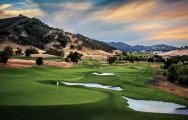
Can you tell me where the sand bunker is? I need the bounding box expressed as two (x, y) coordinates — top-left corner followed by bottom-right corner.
(59, 81), (123, 91)
(123, 96), (188, 115)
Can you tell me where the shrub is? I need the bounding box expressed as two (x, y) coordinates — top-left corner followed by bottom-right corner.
(15, 47), (23, 55)
(122, 51), (127, 56)
(25, 49), (31, 57)
(0, 51), (9, 64)
(45, 48), (64, 57)
(107, 56), (117, 64)
(3, 46), (14, 57)
(65, 51), (83, 63)
(36, 57), (43, 65)
(70, 45), (75, 49)
(148, 57), (154, 62)
(176, 66), (188, 85)
(25, 47), (39, 57)
(166, 63), (188, 86)
(163, 57), (181, 69)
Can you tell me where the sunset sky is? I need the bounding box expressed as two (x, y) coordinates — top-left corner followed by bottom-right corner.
(0, 0), (188, 47)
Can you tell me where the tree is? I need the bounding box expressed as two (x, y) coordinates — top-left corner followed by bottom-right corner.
(45, 48), (64, 57)
(122, 51), (127, 56)
(15, 47), (23, 55)
(0, 51), (9, 64)
(3, 46), (14, 57)
(166, 63), (188, 85)
(148, 57), (154, 62)
(25, 49), (31, 57)
(70, 45), (75, 49)
(25, 47), (39, 57)
(107, 56), (117, 64)
(36, 57), (43, 65)
(65, 51), (83, 64)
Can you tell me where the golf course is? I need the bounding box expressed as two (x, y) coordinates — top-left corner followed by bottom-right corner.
(0, 61), (188, 120)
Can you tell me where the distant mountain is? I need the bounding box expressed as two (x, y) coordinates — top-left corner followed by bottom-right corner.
(132, 45), (147, 51)
(147, 44), (177, 52)
(107, 42), (134, 51)
(0, 15), (115, 52)
(108, 42), (177, 52)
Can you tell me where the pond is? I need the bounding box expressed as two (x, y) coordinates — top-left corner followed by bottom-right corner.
(123, 96), (188, 115)
(59, 81), (123, 91)
(92, 72), (115, 76)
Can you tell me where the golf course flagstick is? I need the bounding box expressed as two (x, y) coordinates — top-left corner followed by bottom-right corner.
(56, 81), (59, 97)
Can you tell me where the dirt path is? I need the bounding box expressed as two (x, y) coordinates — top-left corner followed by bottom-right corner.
(150, 75), (188, 99)
(0, 59), (73, 68)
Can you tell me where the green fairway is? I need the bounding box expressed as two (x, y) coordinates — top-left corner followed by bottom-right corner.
(0, 62), (188, 120)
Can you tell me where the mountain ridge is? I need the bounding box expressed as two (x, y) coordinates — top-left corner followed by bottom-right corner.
(107, 42), (178, 52)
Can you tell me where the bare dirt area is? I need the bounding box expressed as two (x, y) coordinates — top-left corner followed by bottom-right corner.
(0, 40), (45, 54)
(0, 59), (73, 69)
(151, 75), (188, 99)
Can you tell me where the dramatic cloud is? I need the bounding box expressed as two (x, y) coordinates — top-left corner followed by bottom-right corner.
(0, 0), (188, 47)
(88, 0), (158, 23)
(0, 4), (12, 10)
(146, 25), (188, 41)
(0, 9), (45, 18)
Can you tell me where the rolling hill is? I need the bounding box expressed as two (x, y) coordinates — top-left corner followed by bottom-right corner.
(0, 15), (115, 54)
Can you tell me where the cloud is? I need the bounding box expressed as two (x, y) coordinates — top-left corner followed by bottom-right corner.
(0, 9), (45, 18)
(62, 2), (92, 10)
(87, 1), (158, 23)
(127, 23), (167, 31)
(144, 25), (188, 41)
(0, 4), (12, 10)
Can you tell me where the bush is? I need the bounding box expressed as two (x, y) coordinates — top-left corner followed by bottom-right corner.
(3, 46), (14, 57)
(176, 66), (188, 85)
(45, 48), (64, 57)
(166, 63), (188, 85)
(122, 51), (127, 56)
(25, 47), (39, 57)
(65, 51), (83, 63)
(107, 56), (117, 64)
(70, 45), (75, 49)
(0, 51), (9, 64)
(148, 57), (154, 62)
(15, 47), (23, 55)
(163, 57), (182, 69)
(36, 57), (43, 65)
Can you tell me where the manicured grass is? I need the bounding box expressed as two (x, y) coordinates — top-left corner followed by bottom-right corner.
(0, 62), (188, 120)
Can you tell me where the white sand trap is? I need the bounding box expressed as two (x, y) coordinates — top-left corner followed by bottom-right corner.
(123, 96), (188, 115)
(92, 72), (115, 76)
(60, 82), (123, 91)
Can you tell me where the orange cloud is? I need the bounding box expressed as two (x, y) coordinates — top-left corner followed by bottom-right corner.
(127, 23), (167, 31)
(0, 4), (12, 10)
(0, 9), (45, 18)
(89, 1), (158, 23)
(145, 25), (188, 41)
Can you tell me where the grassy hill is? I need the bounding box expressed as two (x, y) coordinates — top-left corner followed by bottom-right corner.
(0, 15), (115, 53)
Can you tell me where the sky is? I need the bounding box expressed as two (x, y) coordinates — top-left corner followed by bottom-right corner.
(0, 0), (188, 47)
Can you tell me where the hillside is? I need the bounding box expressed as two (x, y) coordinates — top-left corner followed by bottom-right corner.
(159, 49), (188, 56)
(107, 42), (133, 51)
(0, 15), (115, 55)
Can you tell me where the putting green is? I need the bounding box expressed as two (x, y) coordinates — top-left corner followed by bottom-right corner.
(0, 81), (106, 105)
